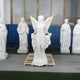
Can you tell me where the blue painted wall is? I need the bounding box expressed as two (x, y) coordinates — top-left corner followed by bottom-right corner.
(6, 25), (74, 49)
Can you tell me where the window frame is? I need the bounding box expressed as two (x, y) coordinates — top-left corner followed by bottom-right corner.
(10, 0), (79, 26)
(64, 0), (79, 26)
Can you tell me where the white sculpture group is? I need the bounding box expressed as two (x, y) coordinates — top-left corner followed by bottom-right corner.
(0, 18), (8, 60)
(0, 14), (80, 64)
(60, 19), (80, 54)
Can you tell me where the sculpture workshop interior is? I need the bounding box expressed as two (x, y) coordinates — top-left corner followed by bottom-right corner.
(0, 0), (80, 80)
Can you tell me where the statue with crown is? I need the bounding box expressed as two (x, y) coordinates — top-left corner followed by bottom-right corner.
(30, 15), (53, 66)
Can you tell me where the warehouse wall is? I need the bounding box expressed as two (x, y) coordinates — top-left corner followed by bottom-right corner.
(3, 0), (80, 24)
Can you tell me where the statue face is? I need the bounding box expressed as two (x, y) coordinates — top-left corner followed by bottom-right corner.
(38, 15), (44, 22)
(77, 19), (80, 24)
(64, 19), (68, 24)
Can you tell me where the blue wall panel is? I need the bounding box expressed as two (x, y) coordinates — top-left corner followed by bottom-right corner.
(48, 26), (60, 48)
(70, 26), (74, 48)
(6, 25), (74, 49)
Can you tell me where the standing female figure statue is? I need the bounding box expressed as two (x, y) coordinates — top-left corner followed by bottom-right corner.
(60, 19), (71, 53)
(30, 15), (53, 66)
(0, 18), (8, 60)
(17, 17), (29, 53)
(72, 19), (80, 53)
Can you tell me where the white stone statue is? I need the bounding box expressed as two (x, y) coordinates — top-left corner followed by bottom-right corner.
(72, 19), (80, 53)
(0, 18), (8, 60)
(30, 15), (53, 66)
(60, 19), (71, 53)
(17, 17), (29, 53)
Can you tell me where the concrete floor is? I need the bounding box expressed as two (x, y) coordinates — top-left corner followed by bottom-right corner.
(0, 54), (80, 73)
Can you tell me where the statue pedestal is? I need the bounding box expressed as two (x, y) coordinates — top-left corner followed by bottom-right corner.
(17, 49), (28, 53)
(0, 52), (8, 60)
(61, 47), (70, 53)
(72, 48), (80, 54)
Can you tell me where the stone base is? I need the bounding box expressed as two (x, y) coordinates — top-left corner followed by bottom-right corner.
(72, 48), (80, 54)
(0, 52), (8, 61)
(17, 49), (28, 53)
(61, 47), (70, 53)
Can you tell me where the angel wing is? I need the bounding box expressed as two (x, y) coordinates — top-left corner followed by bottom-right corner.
(44, 16), (53, 33)
(30, 16), (37, 31)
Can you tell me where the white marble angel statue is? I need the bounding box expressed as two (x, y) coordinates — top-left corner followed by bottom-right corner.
(72, 19), (80, 53)
(30, 15), (53, 66)
(17, 17), (29, 53)
(60, 19), (71, 53)
(0, 18), (8, 60)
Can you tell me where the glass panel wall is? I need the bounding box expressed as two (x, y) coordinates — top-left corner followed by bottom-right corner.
(52, 0), (64, 25)
(12, 0), (24, 24)
(25, 0), (37, 24)
(39, 0), (50, 18)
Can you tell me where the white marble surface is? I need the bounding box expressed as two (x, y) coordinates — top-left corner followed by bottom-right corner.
(60, 19), (71, 53)
(0, 18), (8, 60)
(72, 19), (80, 53)
(17, 17), (29, 53)
(31, 15), (53, 66)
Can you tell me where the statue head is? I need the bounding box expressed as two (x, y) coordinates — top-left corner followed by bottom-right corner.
(0, 18), (3, 24)
(64, 19), (68, 24)
(38, 15), (44, 22)
(20, 17), (25, 23)
(77, 19), (80, 24)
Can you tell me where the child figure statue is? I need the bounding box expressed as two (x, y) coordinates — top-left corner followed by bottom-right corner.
(60, 19), (71, 53)
(17, 17), (29, 53)
(72, 19), (80, 53)
(30, 15), (53, 66)
(0, 18), (8, 60)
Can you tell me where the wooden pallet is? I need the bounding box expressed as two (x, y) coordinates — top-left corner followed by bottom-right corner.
(24, 53), (55, 67)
